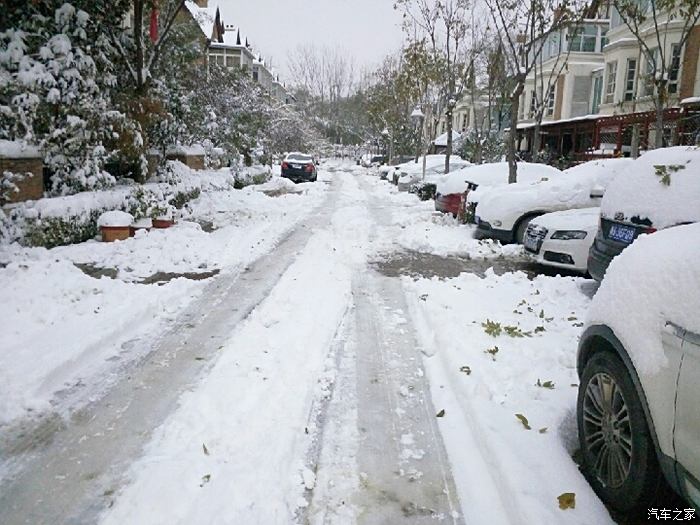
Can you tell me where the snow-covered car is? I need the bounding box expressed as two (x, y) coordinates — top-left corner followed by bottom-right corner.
(435, 162), (563, 217)
(396, 155), (470, 192)
(523, 207), (599, 273)
(588, 146), (700, 281)
(474, 158), (633, 244)
(281, 152), (317, 183)
(577, 222), (700, 517)
(360, 154), (385, 168)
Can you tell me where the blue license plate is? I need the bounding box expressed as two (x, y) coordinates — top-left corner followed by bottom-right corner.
(608, 223), (635, 244)
(524, 235), (539, 253)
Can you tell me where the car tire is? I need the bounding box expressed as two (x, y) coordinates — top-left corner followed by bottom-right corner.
(514, 215), (537, 244)
(577, 351), (668, 517)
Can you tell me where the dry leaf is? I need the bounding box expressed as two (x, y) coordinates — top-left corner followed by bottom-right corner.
(515, 413), (531, 430)
(558, 492), (576, 510)
(436, 409), (446, 418)
(202, 443), (209, 456)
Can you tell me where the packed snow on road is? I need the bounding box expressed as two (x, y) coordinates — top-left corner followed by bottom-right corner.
(2, 162), (615, 524)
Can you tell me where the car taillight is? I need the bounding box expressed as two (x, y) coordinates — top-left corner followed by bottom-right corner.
(281, 162), (289, 170)
(304, 164), (314, 173)
(642, 227), (657, 234)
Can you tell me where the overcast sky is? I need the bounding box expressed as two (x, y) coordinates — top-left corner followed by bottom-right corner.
(216, 0), (405, 81)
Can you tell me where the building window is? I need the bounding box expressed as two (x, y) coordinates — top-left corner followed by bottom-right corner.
(252, 69), (259, 82)
(643, 47), (658, 97)
(214, 55), (224, 66)
(605, 61), (617, 103)
(624, 59), (637, 101)
(592, 73), (603, 113)
(529, 90), (537, 118)
(669, 43), (682, 94)
(568, 25), (597, 53)
(546, 86), (555, 116)
(600, 28), (608, 50)
(462, 113), (468, 130)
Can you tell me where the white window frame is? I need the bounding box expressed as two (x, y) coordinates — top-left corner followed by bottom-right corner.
(624, 58), (637, 102)
(605, 61), (617, 104)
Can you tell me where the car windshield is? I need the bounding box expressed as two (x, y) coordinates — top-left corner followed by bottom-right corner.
(287, 154), (312, 162)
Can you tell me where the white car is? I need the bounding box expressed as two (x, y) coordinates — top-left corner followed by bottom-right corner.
(396, 155), (470, 192)
(435, 161), (563, 217)
(578, 222), (700, 517)
(523, 207), (599, 273)
(473, 158), (633, 243)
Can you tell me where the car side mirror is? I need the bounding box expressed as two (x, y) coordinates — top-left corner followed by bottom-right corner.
(590, 185), (605, 199)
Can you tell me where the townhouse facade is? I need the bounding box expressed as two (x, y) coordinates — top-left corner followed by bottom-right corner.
(182, 0), (292, 104)
(515, 1), (700, 161)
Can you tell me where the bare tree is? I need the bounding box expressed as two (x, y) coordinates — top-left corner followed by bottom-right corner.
(106, 0), (187, 95)
(484, 0), (587, 182)
(612, 0), (700, 148)
(396, 0), (472, 174)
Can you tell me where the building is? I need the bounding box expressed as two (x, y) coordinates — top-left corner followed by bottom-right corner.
(182, 0), (292, 103)
(514, 1), (700, 161)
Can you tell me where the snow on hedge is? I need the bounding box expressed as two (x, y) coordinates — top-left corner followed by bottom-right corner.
(586, 223), (700, 376)
(438, 162), (563, 196)
(0, 140), (41, 158)
(600, 146), (700, 229)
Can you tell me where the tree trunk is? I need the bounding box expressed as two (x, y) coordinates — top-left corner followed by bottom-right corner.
(445, 108), (453, 174)
(631, 124), (640, 158)
(531, 121), (542, 163)
(654, 82), (667, 149)
(507, 84), (524, 184)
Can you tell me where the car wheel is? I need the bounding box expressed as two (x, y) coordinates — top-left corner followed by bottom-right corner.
(515, 216), (537, 244)
(577, 351), (666, 516)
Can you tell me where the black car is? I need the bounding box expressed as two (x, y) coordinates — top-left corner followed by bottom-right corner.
(281, 153), (317, 183)
(588, 216), (655, 280)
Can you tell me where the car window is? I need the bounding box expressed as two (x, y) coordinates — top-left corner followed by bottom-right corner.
(287, 154), (312, 162)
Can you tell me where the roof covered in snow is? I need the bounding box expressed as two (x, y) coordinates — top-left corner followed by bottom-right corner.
(433, 131), (462, 147)
(184, 1), (218, 39)
(0, 140), (41, 159)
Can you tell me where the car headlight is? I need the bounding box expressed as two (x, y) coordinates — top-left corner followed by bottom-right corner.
(551, 230), (588, 240)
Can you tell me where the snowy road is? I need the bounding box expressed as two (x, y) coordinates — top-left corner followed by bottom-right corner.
(1, 163), (613, 524)
(0, 165), (463, 524)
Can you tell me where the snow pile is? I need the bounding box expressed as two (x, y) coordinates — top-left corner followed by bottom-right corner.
(600, 146), (700, 229)
(586, 223), (700, 376)
(405, 270), (613, 524)
(474, 158), (633, 223)
(253, 176), (302, 195)
(97, 210), (133, 227)
(438, 162), (563, 196)
(166, 144), (205, 156)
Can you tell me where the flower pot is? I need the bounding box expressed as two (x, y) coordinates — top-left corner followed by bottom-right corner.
(152, 218), (175, 229)
(101, 225), (131, 242)
(130, 218), (153, 236)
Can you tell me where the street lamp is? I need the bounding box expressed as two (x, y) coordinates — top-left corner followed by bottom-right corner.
(410, 106), (425, 165)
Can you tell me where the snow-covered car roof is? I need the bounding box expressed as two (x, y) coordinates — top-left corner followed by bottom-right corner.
(473, 158), (632, 221)
(437, 162), (562, 196)
(600, 146), (700, 229)
(399, 155), (470, 176)
(530, 207), (600, 231)
(586, 222), (700, 377)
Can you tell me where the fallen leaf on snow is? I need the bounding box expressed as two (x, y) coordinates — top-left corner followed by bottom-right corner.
(515, 413), (531, 430)
(557, 492), (576, 510)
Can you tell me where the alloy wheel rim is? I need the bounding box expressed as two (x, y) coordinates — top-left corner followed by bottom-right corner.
(582, 372), (633, 488)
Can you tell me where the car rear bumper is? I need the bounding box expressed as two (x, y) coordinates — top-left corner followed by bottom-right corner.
(475, 220), (514, 243)
(282, 172), (315, 183)
(587, 235), (625, 281)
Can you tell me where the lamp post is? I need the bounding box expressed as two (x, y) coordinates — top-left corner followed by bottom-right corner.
(410, 106), (425, 165)
(381, 127), (392, 164)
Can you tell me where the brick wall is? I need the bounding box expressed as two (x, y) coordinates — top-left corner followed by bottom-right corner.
(0, 157), (44, 203)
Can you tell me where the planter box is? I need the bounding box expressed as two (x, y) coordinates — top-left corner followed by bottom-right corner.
(152, 218), (175, 229)
(101, 225), (130, 242)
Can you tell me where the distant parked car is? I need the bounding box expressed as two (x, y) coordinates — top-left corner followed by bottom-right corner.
(396, 155), (470, 192)
(523, 207), (599, 273)
(435, 162), (562, 218)
(588, 146), (700, 281)
(474, 158), (633, 244)
(281, 152), (317, 183)
(577, 222), (700, 517)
